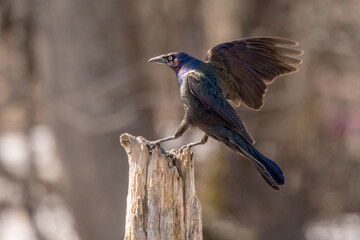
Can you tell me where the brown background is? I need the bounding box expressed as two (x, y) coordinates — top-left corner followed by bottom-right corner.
(0, 0), (359, 239)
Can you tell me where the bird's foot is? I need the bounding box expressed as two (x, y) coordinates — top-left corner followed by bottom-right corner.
(144, 140), (161, 150)
(179, 144), (192, 153)
(144, 136), (176, 150)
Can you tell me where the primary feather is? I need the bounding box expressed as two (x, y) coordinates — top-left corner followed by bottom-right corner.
(205, 37), (303, 110)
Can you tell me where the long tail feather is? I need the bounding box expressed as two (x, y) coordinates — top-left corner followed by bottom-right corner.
(222, 130), (285, 190)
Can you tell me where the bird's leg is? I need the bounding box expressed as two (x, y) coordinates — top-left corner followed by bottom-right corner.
(146, 119), (189, 148)
(147, 136), (176, 146)
(180, 134), (208, 152)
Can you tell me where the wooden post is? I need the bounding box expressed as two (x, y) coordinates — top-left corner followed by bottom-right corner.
(120, 133), (203, 240)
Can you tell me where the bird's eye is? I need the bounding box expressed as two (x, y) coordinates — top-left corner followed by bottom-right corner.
(167, 56), (173, 61)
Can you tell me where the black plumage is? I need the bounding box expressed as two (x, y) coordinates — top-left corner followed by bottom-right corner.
(147, 37), (303, 190)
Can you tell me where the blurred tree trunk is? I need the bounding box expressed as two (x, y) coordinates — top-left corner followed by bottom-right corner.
(0, 1), (41, 239)
(220, 1), (311, 240)
(34, 1), (155, 239)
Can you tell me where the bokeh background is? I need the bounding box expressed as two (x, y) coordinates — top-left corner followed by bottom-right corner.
(0, 0), (360, 239)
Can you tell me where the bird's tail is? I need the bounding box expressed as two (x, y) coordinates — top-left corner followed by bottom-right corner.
(221, 130), (285, 190)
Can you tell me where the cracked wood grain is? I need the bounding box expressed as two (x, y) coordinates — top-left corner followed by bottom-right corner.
(120, 133), (202, 240)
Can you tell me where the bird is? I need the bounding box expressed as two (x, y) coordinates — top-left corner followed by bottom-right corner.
(147, 37), (303, 190)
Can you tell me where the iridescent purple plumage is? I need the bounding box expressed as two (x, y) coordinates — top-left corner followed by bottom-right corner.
(147, 37), (303, 190)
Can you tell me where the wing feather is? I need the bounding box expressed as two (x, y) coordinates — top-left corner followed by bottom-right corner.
(205, 36), (303, 110)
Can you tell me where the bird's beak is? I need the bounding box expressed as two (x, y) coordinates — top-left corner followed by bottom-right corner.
(148, 55), (165, 64)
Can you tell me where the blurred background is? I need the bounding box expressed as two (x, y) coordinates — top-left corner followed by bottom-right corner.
(0, 0), (360, 239)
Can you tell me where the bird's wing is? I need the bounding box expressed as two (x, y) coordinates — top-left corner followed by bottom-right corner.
(205, 37), (303, 110)
(186, 71), (255, 144)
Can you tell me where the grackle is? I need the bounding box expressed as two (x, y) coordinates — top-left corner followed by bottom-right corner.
(147, 37), (303, 190)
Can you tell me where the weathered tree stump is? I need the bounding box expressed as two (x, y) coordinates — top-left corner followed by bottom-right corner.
(120, 133), (203, 240)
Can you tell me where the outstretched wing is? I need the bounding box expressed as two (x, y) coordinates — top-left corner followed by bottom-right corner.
(186, 71), (255, 144)
(205, 37), (303, 110)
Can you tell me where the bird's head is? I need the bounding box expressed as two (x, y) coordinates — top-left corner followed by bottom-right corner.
(148, 52), (191, 73)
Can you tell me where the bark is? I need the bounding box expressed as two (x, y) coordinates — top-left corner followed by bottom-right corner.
(120, 133), (203, 240)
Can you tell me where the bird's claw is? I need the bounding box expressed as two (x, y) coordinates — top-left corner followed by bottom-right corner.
(179, 144), (191, 153)
(145, 140), (161, 149)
